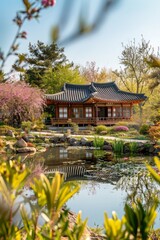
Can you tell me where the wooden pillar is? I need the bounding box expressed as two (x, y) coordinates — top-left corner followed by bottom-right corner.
(55, 104), (59, 118)
(83, 104), (85, 118)
(121, 104), (124, 118)
(68, 104), (71, 118)
(130, 103), (132, 118)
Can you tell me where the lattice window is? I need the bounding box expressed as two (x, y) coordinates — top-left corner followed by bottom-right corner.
(73, 108), (83, 118)
(59, 107), (68, 118)
(85, 107), (92, 118)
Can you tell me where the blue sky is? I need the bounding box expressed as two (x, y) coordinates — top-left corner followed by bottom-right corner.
(1, 0), (160, 72)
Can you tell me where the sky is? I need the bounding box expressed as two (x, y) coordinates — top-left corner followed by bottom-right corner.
(1, 0), (160, 73)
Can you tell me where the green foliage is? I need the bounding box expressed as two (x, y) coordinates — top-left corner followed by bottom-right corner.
(104, 212), (126, 240)
(124, 201), (157, 240)
(139, 124), (150, 135)
(21, 121), (33, 132)
(16, 41), (85, 92)
(93, 136), (104, 149)
(21, 118), (45, 132)
(0, 125), (16, 135)
(129, 142), (138, 154)
(0, 159), (87, 239)
(113, 140), (124, 155)
(147, 157), (160, 184)
(41, 65), (85, 94)
(95, 125), (108, 134)
(70, 122), (79, 134)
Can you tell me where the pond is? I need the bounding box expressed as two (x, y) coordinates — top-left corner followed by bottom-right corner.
(3, 146), (160, 228)
(67, 180), (160, 229)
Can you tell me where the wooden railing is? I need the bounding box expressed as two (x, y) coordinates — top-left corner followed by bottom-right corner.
(51, 117), (130, 125)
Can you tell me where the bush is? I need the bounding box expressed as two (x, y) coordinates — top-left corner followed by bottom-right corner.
(114, 126), (129, 132)
(115, 121), (140, 130)
(0, 125), (16, 135)
(95, 125), (108, 134)
(70, 122), (79, 134)
(149, 122), (160, 142)
(21, 121), (33, 132)
(139, 124), (150, 135)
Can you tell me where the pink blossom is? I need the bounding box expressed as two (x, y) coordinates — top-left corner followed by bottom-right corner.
(114, 126), (129, 132)
(41, 0), (56, 7)
(0, 82), (45, 125)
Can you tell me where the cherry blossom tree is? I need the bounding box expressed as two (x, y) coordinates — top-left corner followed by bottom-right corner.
(0, 82), (45, 126)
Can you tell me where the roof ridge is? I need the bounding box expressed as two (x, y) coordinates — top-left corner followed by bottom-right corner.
(118, 90), (146, 96)
(93, 81), (115, 86)
(65, 82), (90, 88)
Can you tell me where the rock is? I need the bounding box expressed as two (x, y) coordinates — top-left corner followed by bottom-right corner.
(50, 136), (59, 144)
(6, 130), (15, 138)
(14, 138), (27, 148)
(22, 134), (30, 142)
(59, 135), (67, 143)
(80, 137), (88, 146)
(16, 147), (36, 153)
(102, 145), (112, 151)
(67, 138), (77, 145)
(100, 131), (108, 135)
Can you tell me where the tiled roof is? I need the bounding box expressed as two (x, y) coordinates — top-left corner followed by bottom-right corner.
(46, 82), (147, 103)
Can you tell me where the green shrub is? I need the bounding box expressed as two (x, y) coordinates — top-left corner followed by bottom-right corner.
(95, 125), (108, 134)
(0, 159), (87, 239)
(21, 121), (33, 132)
(139, 124), (150, 135)
(93, 136), (104, 149)
(0, 125), (16, 135)
(32, 118), (45, 131)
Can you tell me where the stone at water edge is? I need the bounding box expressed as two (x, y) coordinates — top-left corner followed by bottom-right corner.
(14, 138), (28, 148)
(16, 147), (36, 153)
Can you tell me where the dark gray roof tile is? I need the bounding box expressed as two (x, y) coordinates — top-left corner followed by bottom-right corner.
(46, 82), (147, 103)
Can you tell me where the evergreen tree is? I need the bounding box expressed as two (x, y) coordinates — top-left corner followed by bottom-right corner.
(14, 41), (72, 88)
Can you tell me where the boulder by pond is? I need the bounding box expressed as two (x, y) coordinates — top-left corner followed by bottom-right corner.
(16, 147), (36, 153)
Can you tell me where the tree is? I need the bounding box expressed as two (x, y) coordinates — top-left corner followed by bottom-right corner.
(114, 38), (157, 122)
(41, 65), (85, 94)
(14, 41), (71, 86)
(80, 61), (116, 83)
(14, 41), (85, 92)
(0, 82), (45, 126)
(146, 55), (160, 90)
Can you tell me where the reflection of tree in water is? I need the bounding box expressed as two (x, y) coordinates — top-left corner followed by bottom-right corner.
(74, 180), (100, 196)
(116, 171), (160, 208)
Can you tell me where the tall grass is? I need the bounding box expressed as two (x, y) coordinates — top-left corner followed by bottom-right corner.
(113, 140), (124, 155)
(129, 142), (138, 155)
(93, 136), (104, 149)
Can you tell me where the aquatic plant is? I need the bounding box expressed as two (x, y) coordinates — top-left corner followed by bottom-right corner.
(113, 140), (124, 155)
(93, 136), (104, 149)
(129, 141), (138, 155)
